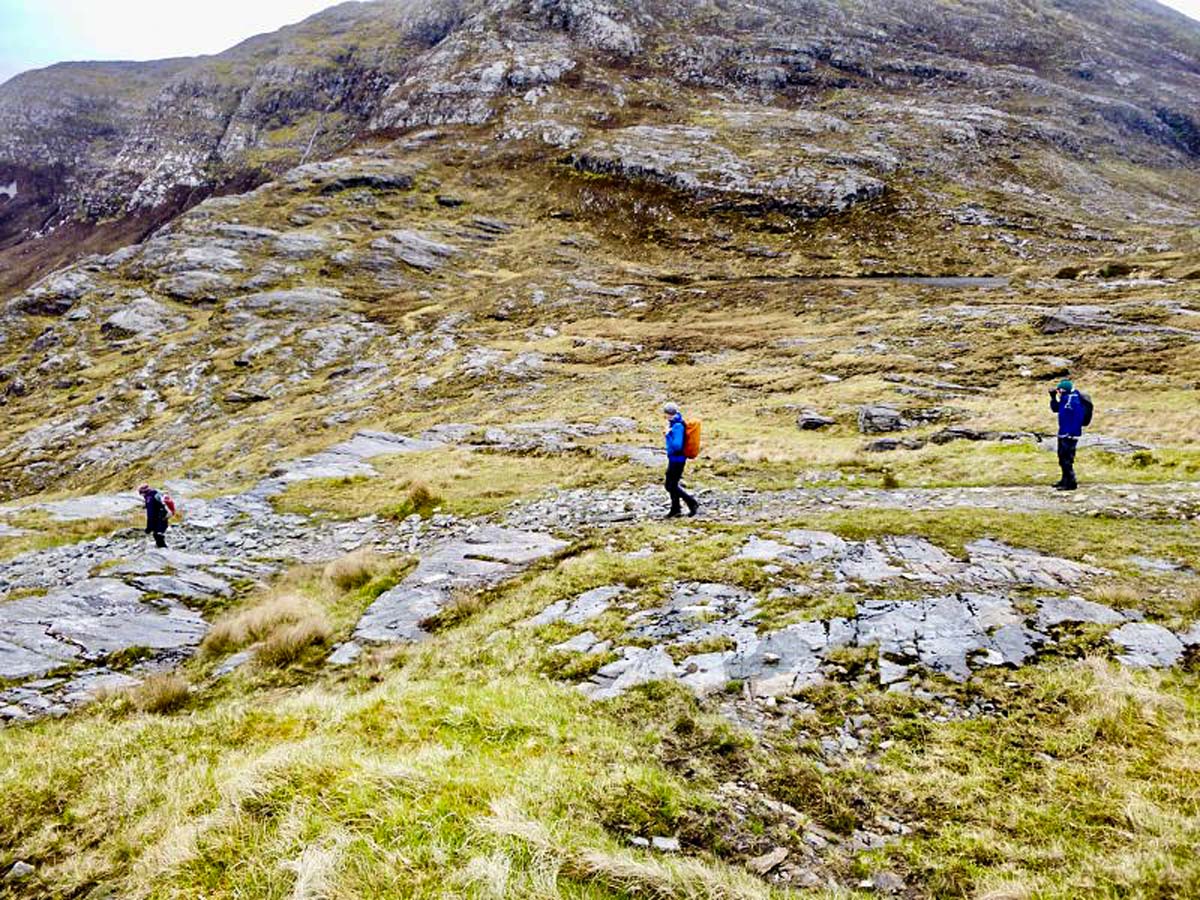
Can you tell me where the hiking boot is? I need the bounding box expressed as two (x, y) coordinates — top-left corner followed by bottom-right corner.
(1054, 483), (1078, 491)
(686, 499), (699, 517)
(665, 509), (683, 519)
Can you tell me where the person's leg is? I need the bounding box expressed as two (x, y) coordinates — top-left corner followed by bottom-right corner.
(1062, 437), (1077, 488)
(1057, 438), (1077, 489)
(154, 531), (167, 548)
(675, 462), (698, 515)
(665, 461), (684, 516)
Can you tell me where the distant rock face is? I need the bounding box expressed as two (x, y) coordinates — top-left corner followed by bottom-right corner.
(567, 125), (885, 217)
(2, 0), (1199, 293)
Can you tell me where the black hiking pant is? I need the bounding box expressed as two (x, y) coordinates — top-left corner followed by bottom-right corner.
(665, 460), (696, 514)
(152, 531), (167, 548)
(1057, 436), (1078, 488)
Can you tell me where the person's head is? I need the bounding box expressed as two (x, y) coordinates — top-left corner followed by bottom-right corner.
(662, 401), (681, 420)
(137, 484), (152, 497)
(1057, 379), (1074, 395)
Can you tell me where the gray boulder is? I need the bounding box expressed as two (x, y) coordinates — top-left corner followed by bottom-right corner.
(1109, 622), (1185, 668)
(155, 270), (234, 302)
(227, 288), (345, 317)
(10, 269), (95, 316)
(797, 409), (836, 430)
(858, 405), (909, 434)
(101, 297), (186, 339)
(273, 230), (331, 260)
(1038, 305), (1111, 334)
(370, 230), (458, 272)
(319, 171), (414, 194)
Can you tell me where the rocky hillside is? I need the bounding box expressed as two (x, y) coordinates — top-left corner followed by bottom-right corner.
(2, 0), (1200, 294)
(0, 2), (1199, 898)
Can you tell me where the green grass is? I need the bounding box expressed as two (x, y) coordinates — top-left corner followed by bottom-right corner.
(273, 449), (645, 521)
(2, 510), (1199, 898)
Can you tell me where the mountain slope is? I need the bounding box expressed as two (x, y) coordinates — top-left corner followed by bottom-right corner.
(0, 4), (1199, 898)
(1, 0), (1200, 296)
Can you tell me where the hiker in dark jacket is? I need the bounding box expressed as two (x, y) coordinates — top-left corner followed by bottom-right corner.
(139, 484), (170, 548)
(1049, 379), (1086, 491)
(662, 402), (698, 518)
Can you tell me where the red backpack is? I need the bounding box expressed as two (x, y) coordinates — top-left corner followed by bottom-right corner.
(162, 493), (177, 517)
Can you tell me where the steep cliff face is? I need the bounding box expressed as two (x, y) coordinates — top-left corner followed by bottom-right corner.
(1, 0), (1198, 297)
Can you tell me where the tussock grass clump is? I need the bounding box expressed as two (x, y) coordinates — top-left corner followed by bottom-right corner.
(323, 549), (386, 591)
(128, 673), (190, 714)
(254, 617), (333, 668)
(203, 594), (312, 656)
(385, 481), (443, 520)
(203, 593), (331, 668)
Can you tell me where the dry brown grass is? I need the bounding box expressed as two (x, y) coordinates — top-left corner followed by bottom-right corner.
(255, 618), (333, 668)
(1088, 582), (1146, 610)
(203, 594), (314, 656)
(481, 799), (773, 900)
(129, 673), (190, 714)
(203, 593), (331, 668)
(322, 549), (386, 592)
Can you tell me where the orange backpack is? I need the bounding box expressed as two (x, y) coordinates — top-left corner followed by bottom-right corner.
(683, 420), (702, 459)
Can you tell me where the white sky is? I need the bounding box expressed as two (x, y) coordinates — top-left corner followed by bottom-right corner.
(0, 0), (344, 84)
(1, 0), (1199, 86)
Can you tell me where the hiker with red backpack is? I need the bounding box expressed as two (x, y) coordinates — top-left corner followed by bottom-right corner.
(662, 402), (700, 518)
(138, 484), (175, 548)
(1048, 379), (1093, 491)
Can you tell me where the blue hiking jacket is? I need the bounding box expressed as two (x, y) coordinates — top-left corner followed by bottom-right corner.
(665, 413), (687, 463)
(1051, 390), (1086, 437)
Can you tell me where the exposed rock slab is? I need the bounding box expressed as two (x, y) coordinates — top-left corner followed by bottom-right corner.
(1109, 622), (1186, 668)
(528, 585), (627, 626)
(567, 125), (884, 218)
(370, 230), (459, 273)
(354, 526), (567, 644)
(0, 579), (206, 680)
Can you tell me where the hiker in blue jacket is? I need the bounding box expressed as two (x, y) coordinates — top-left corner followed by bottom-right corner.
(663, 402), (698, 518)
(1049, 379), (1086, 491)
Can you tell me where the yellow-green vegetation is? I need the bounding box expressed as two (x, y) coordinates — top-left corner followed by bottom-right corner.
(1, 31), (1199, 900)
(873, 662), (1200, 899)
(0, 542), (800, 900)
(0, 514), (136, 562)
(274, 449), (646, 521)
(200, 551), (409, 674)
(2, 517), (1198, 898)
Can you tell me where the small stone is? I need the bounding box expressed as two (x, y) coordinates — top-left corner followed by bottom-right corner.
(797, 410), (836, 430)
(872, 871), (906, 894)
(327, 641), (363, 666)
(213, 650), (255, 677)
(747, 846), (789, 875)
(651, 836), (680, 852)
(4, 861), (34, 882)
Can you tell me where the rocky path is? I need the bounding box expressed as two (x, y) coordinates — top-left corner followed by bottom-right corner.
(1, 424), (1197, 725)
(504, 480), (1200, 532)
(0, 431), (560, 723)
